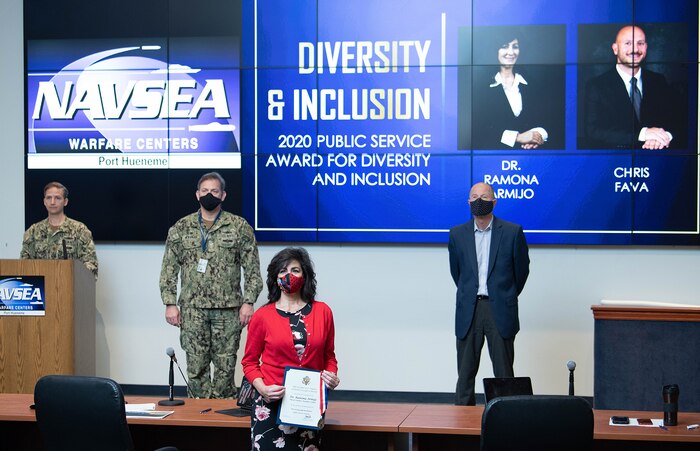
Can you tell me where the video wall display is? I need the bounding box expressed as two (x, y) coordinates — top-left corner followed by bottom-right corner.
(24, 0), (243, 240)
(25, 0), (699, 244)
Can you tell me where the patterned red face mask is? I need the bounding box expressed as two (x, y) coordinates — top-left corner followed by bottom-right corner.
(278, 273), (304, 294)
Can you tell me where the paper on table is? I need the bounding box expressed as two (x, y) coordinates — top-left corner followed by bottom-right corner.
(601, 299), (700, 308)
(126, 410), (174, 419)
(124, 403), (174, 419)
(125, 403), (156, 412)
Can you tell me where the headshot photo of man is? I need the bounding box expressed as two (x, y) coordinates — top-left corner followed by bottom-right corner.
(578, 23), (689, 150)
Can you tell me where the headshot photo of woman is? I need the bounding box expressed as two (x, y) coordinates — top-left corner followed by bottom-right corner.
(470, 26), (565, 150)
(242, 247), (339, 451)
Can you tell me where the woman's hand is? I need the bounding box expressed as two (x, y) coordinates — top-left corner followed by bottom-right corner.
(255, 382), (285, 403)
(321, 370), (340, 390)
(516, 130), (544, 149)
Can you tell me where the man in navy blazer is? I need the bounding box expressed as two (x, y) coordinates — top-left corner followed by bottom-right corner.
(448, 182), (530, 405)
(583, 25), (683, 150)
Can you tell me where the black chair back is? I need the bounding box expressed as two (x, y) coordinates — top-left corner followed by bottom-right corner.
(482, 377), (533, 404)
(35, 375), (135, 451)
(481, 395), (594, 451)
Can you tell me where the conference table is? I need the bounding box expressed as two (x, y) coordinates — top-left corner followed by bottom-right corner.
(1, 394), (699, 450)
(400, 404), (700, 450)
(0, 394), (410, 451)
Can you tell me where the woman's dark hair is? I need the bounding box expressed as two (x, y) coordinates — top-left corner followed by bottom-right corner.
(493, 34), (522, 66)
(473, 26), (524, 65)
(266, 247), (317, 303)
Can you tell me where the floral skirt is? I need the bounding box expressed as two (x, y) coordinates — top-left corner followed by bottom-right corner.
(251, 395), (323, 450)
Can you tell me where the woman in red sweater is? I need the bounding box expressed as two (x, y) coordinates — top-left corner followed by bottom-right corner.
(242, 247), (339, 451)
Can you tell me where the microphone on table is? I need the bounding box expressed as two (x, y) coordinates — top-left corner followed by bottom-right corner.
(166, 347), (194, 398)
(567, 360), (576, 396)
(158, 347), (186, 406)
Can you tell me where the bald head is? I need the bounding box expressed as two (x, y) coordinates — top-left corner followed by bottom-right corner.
(469, 182), (495, 200)
(612, 25), (647, 73)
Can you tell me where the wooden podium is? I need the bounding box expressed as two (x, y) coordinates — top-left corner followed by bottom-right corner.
(0, 259), (95, 393)
(592, 304), (700, 412)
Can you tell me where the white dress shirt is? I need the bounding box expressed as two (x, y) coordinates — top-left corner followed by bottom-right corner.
(490, 72), (548, 147)
(474, 218), (493, 296)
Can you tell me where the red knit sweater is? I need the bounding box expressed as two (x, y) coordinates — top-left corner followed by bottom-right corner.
(242, 301), (338, 386)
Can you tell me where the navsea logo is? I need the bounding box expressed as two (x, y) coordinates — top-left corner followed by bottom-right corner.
(0, 276), (46, 316)
(26, 38), (242, 169)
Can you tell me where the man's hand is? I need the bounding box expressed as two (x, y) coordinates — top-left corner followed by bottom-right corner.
(240, 303), (254, 326)
(642, 139), (669, 150)
(165, 305), (181, 327)
(643, 127), (671, 148)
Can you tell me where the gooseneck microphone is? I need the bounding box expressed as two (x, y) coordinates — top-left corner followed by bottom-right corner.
(166, 347), (194, 398)
(158, 347), (186, 406)
(567, 360), (576, 396)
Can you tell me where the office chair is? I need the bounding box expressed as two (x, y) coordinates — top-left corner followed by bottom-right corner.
(481, 395), (594, 451)
(34, 374), (178, 451)
(482, 376), (533, 404)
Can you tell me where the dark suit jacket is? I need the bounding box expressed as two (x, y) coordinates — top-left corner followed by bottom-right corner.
(583, 67), (683, 149)
(448, 216), (530, 340)
(472, 67), (565, 149)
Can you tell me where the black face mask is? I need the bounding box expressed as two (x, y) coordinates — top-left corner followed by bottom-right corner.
(470, 198), (494, 217)
(199, 193), (223, 211)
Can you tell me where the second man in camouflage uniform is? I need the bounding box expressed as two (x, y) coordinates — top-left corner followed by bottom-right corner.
(160, 172), (263, 399)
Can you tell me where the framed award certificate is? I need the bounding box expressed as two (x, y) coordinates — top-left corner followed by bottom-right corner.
(277, 367), (328, 430)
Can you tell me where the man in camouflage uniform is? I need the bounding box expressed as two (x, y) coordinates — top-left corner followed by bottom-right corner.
(21, 181), (98, 278)
(160, 172), (263, 399)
